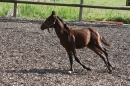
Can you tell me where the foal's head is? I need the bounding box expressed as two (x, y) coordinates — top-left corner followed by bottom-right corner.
(41, 11), (57, 30)
(41, 11), (64, 31)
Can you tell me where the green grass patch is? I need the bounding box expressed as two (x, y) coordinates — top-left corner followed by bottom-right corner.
(18, 4), (79, 20)
(0, 0), (130, 24)
(0, 3), (13, 16)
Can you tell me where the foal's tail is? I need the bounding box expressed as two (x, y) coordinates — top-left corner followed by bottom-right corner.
(101, 36), (113, 46)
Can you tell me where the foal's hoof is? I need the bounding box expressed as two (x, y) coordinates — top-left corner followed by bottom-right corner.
(111, 67), (116, 70)
(108, 70), (112, 74)
(87, 68), (91, 71)
(108, 66), (115, 74)
(83, 66), (91, 71)
(108, 68), (112, 74)
(84, 67), (91, 71)
(68, 71), (73, 74)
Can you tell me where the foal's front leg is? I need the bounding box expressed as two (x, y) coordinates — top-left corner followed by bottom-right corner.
(66, 50), (74, 74)
(72, 49), (91, 71)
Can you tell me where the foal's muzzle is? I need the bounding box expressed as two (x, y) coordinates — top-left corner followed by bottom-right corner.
(41, 23), (47, 30)
(41, 23), (53, 33)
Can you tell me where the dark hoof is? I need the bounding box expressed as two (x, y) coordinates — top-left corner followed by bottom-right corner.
(86, 67), (91, 71)
(111, 67), (116, 70)
(83, 65), (91, 71)
(108, 70), (112, 74)
(108, 68), (112, 74)
(108, 66), (116, 74)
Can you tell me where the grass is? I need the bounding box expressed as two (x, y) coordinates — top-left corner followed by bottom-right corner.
(0, 0), (130, 24)
(0, 3), (13, 16)
(18, 4), (79, 20)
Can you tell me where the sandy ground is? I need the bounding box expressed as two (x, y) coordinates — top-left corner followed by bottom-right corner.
(0, 18), (130, 86)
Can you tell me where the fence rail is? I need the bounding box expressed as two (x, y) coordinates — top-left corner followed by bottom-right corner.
(0, 0), (130, 21)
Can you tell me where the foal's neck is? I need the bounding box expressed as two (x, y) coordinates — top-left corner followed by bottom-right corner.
(53, 19), (66, 38)
(54, 19), (64, 32)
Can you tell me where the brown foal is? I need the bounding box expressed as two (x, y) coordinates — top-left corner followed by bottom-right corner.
(41, 11), (113, 73)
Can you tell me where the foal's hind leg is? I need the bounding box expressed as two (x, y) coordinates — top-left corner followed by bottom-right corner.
(94, 42), (113, 70)
(72, 49), (91, 71)
(98, 46), (112, 68)
(88, 45), (112, 73)
(102, 48), (112, 67)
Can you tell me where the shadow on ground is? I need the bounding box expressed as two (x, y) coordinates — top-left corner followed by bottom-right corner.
(5, 68), (68, 74)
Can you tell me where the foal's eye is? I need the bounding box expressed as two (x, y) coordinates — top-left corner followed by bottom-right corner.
(48, 19), (51, 21)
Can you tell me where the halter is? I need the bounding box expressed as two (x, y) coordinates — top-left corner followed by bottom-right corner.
(43, 16), (57, 33)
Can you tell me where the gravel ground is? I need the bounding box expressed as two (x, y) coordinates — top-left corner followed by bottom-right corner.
(0, 18), (130, 86)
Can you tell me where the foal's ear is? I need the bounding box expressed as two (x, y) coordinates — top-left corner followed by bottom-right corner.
(64, 24), (68, 28)
(52, 11), (56, 15)
(64, 24), (71, 30)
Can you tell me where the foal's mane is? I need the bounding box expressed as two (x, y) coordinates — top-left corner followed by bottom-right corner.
(57, 16), (64, 24)
(64, 24), (73, 35)
(57, 16), (73, 34)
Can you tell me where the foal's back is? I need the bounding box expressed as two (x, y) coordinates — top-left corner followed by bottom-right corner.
(64, 24), (101, 49)
(73, 28), (91, 49)
(64, 25), (92, 49)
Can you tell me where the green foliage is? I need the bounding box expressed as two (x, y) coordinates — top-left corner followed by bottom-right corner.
(0, 3), (13, 16)
(0, 0), (130, 24)
(18, 4), (79, 20)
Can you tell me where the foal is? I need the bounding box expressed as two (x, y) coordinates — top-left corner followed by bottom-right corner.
(41, 11), (113, 73)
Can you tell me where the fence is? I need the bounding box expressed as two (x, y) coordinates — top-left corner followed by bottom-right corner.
(126, 0), (130, 6)
(0, 0), (130, 21)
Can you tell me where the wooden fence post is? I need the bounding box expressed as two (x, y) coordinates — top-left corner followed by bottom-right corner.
(53, 0), (56, 3)
(79, 0), (83, 21)
(13, 2), (17, 17)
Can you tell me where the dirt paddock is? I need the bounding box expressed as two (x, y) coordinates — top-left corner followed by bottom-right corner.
(0, 18), (130, 86)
